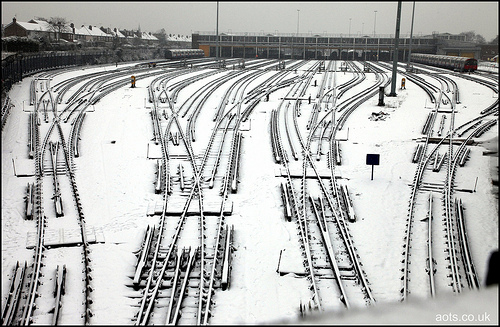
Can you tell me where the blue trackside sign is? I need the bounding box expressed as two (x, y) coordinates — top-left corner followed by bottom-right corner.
(366, 154), (380, 165)
(366, 154), (380, 180)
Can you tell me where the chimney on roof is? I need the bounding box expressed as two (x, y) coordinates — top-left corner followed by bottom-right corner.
(13, 17), (17, 23)
(89, 25), (92, 30)
(70, 23), (75, 34)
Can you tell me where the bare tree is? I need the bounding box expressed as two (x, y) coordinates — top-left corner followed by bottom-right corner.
(153, 28), (167, 47)
(460, 31), (486, 44)
(48, 17), (69, 42)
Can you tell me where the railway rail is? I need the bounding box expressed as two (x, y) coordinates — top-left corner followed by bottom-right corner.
(2, 58), (497, 325)
(130, 60), (272, 324)
(2, 59), (194, 325)
(376, 61), (495, 301)
(270, 60), (388, 314)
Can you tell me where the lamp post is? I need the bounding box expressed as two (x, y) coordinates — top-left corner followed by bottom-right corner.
(349, 18), (352, 60)
(407, 1), (416, 69)
(297, 9), (300, 35)
(216, 1), (219, 63)
(296, 9), (300, 59)
(389, 1), (402, 97)
(374, 10), (378, 60)
(362, 22), (365, 60)
(365, 36), (368, 62)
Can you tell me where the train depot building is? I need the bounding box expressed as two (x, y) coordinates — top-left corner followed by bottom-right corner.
(192, 31), (483, 61)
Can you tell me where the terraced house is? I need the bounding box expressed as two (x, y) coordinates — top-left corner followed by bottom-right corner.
(3, 17), (73, 42)
(3, 17), (158, 47)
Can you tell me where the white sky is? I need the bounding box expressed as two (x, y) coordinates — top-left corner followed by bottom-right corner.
(1, 1), (499, 41)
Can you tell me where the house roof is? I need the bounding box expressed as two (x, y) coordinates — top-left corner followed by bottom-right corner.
(141, 32), (158, 41)
(16, 21), (48, 32)
(6, 18), (72, 34)
(110, 29), (127, 38)
(28, 19), (73, 33)
(6, 17), (160, 42)
(166, 34), (192, 42)
(75, 25), (112, 38)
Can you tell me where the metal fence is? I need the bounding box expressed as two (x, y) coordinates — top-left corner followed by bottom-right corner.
(1, 50), (111, 91)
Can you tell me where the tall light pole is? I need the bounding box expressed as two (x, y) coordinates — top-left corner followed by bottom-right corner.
(297, 9), (300, 35)
(296, 9), (300, 59)
(349, 18), (352, 60)
(389, 1), (402, 97)
(407, 1), (416, 68)
(362, 22), (365, 60)
(216, 1), (219, 62)
(374, 10), (378, 60)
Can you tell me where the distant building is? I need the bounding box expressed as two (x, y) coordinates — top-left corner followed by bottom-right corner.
(101, 27), (127, 40)
(140, 31), (159, 46)
(165, 34), (192, 49)
(3, 17), (158, 48)
(3, 17), (73, 42)
(192, 31), (481, 60)
(432, 32), (467, 42)
(480, 44), (499, 61)
(74, 25), (113, 46)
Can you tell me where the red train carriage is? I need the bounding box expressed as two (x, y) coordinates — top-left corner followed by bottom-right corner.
(165, 48), (205, 60)
(410, 53), (477, 72)
(463, 58), (478, 72)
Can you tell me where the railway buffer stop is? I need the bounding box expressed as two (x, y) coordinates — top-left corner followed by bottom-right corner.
(366, 154), (380, 180)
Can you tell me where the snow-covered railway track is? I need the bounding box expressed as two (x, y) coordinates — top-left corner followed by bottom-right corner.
(132, 68), (265, 324)
(399, 67), (496, 301)
(5, 64), (176, 324)
(2, 75), (96, 325)
(271, 61), (383, 315)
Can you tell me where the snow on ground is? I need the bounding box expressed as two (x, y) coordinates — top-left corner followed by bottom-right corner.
(478, 60), (499, 74)
(2, 60), (498, 324)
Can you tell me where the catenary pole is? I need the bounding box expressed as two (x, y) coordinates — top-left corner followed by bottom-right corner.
(389, 1), (402, 96)
(407, 1), (416, 67)
(296, 9), (300, 59)
(374, 10), (378, 60)
(216, 1), (219, 63)
(349, 18), (352, 60)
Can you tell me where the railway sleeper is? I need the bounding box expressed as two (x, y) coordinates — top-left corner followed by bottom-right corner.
(313, 264), (354, 271)
(142, 276), (202, 292)
(279, 270), (356, 280)
(42, 166), (67, 176)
